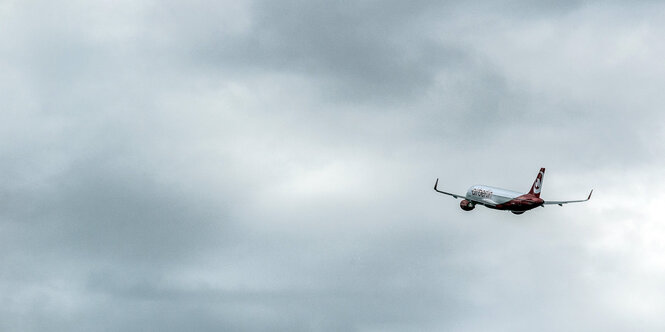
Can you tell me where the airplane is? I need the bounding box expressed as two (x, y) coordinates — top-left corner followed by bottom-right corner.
(434, 168), (592, 214)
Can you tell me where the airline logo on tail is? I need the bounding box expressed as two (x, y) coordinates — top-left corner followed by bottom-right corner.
(530, 168), (545, 197)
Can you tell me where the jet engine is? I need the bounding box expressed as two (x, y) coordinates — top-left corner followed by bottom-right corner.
(460, 200), (475, 211)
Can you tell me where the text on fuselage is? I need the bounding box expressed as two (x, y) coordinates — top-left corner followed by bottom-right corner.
(472, 188), (493, 198)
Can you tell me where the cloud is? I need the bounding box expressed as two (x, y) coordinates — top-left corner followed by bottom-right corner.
(1, 0), (665, 331)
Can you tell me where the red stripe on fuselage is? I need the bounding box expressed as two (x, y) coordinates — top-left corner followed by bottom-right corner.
(491, 194), (544, 212)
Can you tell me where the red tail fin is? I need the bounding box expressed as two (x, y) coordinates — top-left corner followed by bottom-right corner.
(528, 168), (545, 197)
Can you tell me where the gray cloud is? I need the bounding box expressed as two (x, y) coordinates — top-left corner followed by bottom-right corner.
(1, 0), (665, 331)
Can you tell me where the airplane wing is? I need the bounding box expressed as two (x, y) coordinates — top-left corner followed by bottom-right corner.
(433, 178), (466, 199)
(543, 190), (593, 206)
(480, 198), (499, 206)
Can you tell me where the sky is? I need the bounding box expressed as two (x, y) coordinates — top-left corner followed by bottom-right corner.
(2, 0), (665, 331)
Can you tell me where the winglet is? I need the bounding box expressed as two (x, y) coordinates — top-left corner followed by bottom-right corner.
(588, 189), (593, 200)
(433, 178), (462, 199)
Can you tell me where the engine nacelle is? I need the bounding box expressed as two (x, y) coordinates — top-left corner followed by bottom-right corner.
(460, 200), (475, 211)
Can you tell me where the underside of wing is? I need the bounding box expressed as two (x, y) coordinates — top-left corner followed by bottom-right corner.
(543, 190), (593, 206)
(433, 178), (466, 199)
(480, 198), (499, 206)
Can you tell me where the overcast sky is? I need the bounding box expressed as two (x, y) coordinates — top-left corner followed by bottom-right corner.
(2, 1), (665, 331)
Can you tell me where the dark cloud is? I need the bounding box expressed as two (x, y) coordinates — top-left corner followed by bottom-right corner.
(148, 0), (470, 102)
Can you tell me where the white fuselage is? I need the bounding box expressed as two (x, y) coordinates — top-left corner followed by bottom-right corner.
(466, 185), (523, 206)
